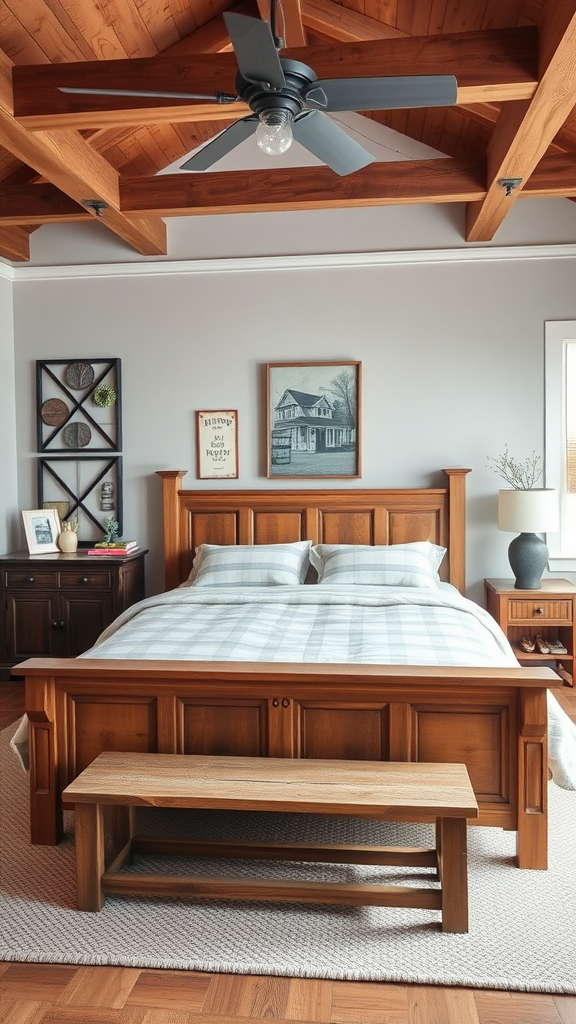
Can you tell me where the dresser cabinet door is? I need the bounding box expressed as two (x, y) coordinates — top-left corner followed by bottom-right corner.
(5, 592), (61, 659)
(60, 592), (113, 656)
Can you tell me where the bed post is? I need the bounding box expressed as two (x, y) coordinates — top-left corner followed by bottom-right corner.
(443, 468), (471, 594)
(157, 470), (187, 591)
(26, 674), (62, 845)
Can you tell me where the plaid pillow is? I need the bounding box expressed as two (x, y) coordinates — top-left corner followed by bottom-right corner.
(310, 541), (446, 588)
(191, 542), (311, 586)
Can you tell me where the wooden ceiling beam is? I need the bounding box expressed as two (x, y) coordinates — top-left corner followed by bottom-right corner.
(117, 158), (487, 216)
(12, 27), (539, 131)
(0, 182), (92, 224)
(0, 226), (31, 261)
(3, 151), (576, 227)
(0, 48), (166, 256)
(465, 0), (576, 241)
(302, 0), (408, 41)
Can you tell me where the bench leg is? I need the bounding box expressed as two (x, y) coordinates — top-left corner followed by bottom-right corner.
(74, 804), (105, 912)
(437, 816), (469, 933)
(109, 805), (135, 869)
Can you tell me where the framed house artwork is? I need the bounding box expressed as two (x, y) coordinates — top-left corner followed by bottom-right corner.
(267, 361), (361, 479)
(196, 410), (239, 479)
(22, 508), (61, 555)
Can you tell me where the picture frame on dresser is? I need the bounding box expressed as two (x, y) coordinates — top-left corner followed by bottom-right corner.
(267, 361), (361, 479)
(21, 508), (60, 555)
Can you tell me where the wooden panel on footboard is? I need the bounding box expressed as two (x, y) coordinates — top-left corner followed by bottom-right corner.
(20, 658), (557, 869)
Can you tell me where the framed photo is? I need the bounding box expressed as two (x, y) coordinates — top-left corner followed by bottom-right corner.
(267, 361), (361, 478)
(22, 508), (61, 555)
(196, 410), (239, 480)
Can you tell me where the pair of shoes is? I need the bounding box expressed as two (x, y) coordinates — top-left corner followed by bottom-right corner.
(548, 639), (568, 655)
(535, 634), (550, 654)
(519, 636), (536, 653)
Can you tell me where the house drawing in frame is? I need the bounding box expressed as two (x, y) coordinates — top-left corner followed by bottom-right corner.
(267, 362), (361, 478)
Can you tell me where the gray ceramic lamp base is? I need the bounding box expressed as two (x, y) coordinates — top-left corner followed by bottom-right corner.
(508, 532), (549, 590)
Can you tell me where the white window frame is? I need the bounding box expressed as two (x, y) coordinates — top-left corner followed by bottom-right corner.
(545, 319), (576, 570)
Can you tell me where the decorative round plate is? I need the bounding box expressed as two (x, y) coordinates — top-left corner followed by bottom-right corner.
(93, 383), (117, 407)
(41, 398), (68, 426)
(63, 422), (91, 448)
(66, 361), (94, 390)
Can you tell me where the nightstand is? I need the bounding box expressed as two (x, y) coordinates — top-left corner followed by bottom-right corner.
(0, 548), (147, 676)
(485, 577), (576, 676)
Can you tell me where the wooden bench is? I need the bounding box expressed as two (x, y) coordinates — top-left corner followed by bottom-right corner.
(62, 752), (479, 933)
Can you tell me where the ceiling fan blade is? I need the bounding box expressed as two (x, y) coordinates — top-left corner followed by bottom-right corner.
(59, 86), (238, 103)
(292, 110), (375, 177)
(180, 118), (258, 171)
(223, 12), (286, 90)
(304, 75), (458, 112)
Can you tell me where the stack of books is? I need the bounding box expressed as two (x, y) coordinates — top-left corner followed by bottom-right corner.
(87, 541), (138, 556)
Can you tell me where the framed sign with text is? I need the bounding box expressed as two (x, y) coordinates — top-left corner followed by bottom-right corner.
(196, 410), (239, 479)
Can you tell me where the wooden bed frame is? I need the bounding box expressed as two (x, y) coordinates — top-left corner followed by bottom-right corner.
(19, 468), (559, 870)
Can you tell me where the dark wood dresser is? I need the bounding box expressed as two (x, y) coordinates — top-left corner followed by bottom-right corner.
(0, 548), (147, 677)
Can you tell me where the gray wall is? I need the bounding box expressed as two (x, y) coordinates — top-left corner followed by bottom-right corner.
(11, 247), (576, 602)
(0, 274), (19, 555)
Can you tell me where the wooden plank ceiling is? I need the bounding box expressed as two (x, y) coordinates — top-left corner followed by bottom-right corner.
(1, 0), (576, 262)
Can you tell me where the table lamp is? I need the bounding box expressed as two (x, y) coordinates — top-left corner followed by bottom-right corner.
(498, 488), (558, 589)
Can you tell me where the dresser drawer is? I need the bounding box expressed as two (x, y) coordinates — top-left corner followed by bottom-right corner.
(59, 570), (111, 590)
(507, 599), (573, 623)
(5, 570), (59, 589)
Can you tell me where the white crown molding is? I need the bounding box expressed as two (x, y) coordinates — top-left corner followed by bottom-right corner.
(0, 261), (15, 281)
(10, 242), (576, 282)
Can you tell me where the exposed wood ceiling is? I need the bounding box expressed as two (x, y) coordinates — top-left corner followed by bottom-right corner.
(1, 0), (576, 262)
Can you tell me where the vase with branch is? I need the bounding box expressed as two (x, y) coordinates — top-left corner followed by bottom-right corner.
(58, 517), (79, 553)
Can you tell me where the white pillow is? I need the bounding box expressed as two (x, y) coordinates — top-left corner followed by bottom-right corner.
(310, 541), (446, 588)
(191, 541), (311, 586)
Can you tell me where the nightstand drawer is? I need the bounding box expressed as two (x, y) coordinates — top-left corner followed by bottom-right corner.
(59, 571), (111, 590)
(5, 571), (59, 589)
(507, 599), (573, 623)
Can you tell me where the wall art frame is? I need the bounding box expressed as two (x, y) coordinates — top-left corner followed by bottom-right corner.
(36, 358), (122, 453)
(196, 410), (239, 480)
(22, 508), (61, 555)
(266, 361), (361, 479)
(37, 455), (123, 542)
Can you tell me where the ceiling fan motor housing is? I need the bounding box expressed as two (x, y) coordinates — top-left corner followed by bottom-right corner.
(237, 59), (318, 119)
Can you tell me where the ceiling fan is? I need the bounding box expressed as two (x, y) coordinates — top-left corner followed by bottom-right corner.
(60, 2), (458, 177)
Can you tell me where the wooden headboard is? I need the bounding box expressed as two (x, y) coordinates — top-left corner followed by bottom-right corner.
(157, 469), (471, 593)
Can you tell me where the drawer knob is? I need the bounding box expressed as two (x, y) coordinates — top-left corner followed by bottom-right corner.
(272, 698), (279, 707)
(534, 607), (544, 615)
(79, 576), (89, 585)
(282, 697), (290, 708)
(26, 576), (35, 584)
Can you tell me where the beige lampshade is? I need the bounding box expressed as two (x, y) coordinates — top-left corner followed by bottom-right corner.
(498, 488), (559, 533)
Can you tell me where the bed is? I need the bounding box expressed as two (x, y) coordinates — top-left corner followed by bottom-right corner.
(19, 468), (566, 869)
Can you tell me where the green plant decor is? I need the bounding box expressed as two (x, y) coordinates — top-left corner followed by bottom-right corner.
(93, 383), (117, 408)
(102, 516), (120, 544)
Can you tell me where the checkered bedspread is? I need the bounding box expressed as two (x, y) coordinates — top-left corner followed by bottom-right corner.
(84, 583), (517, 666)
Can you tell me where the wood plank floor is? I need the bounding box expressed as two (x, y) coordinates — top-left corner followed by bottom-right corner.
(2, 681), (576, 1024)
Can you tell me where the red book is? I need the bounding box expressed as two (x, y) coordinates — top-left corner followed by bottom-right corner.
(87, 548), (138, 556)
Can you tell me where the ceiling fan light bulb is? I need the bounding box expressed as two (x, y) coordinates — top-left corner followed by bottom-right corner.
(256, 109), (293, 156)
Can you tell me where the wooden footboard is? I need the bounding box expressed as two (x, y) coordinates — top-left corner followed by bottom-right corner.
(20, 658), (558, 869)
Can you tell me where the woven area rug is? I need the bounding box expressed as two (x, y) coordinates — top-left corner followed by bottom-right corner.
(1, 719), (576, 992)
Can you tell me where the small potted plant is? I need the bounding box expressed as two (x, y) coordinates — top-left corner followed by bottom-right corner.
(58, 516), (79, 553)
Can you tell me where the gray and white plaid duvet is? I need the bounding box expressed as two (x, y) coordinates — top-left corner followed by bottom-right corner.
(82, 583), (576, 790)
(85, 583), (517, 666)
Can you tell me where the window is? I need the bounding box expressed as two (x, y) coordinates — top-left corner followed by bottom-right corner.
(545, 320), (576, 568)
